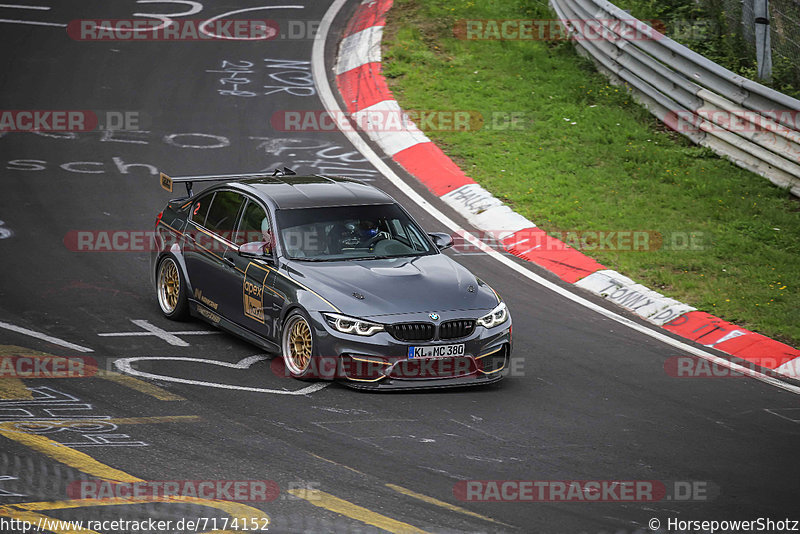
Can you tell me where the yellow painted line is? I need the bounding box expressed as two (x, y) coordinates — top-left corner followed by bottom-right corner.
(103, 415), (201, 425)
(385, 483), (512, 527)
(306, 454), (506, 529)
(0, 345), (96, 374)
(0, 346), (66, 399)
(0, 345), (55, 357)
(0, 345), (78, 359)
(309, 452), (368, 476)
(0, 377), (33, 399)
(0, 416), (200, 482)
(0, 423), (269, 533)
(98, 370), (186, 401)
(0, 345), (184, 401)
(16, 495), (268, 514)
(5, 496), (270, 534)
(288, 489), (428, 534)
(0, 506), (102, 534)
(0, 422), (141, 483)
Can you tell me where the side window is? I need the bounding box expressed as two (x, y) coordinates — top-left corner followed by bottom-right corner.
(235, 200), (270, 246)
(391, 219), (409, 241)
(404, 222), (430, 251)
(190, 194), (212, 226)
(204, 191), (245, 239)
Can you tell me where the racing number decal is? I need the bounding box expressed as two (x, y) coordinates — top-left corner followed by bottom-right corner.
(243, 263), (270, 323)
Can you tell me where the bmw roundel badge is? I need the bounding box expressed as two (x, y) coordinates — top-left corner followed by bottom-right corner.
(429, 313), (440, 321)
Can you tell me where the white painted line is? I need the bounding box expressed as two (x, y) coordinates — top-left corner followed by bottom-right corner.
(0, 320), (93, 352)
(168, 331), (221, 335)
(314, 0), (800, 396)
(0, 476), (26, 497)
(0, 18), (65, 26)
(98, 332), (164, 337)
(197, 5), (303, 41)
(130, 320), (189, 346)
(114, 356), (329, 395)
(97, 319), (220, 347)
(764, 408), (800, 423)
(0, 4), (51, 10)
(98, 332), (220, 337)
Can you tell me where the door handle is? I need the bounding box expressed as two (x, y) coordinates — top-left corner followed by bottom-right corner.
(224, 257), (236, 268)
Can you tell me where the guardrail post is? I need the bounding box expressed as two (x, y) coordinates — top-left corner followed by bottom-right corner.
(754, 0), (773, 81)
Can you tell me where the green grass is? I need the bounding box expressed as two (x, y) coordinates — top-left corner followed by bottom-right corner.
(382, 0), (800, 346)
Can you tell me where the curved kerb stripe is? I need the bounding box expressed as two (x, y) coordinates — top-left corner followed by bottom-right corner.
(332, 0), (799, 377)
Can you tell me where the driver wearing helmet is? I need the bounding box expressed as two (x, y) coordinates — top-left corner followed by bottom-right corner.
(357, 220), (379, 244)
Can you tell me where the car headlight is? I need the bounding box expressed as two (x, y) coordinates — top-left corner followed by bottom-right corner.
(477, 302), (508, 329)
(323, 313), (384, 336)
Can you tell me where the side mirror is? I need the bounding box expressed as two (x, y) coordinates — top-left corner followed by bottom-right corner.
(239, 241), (271, 259)
(428, 232), (453, 251)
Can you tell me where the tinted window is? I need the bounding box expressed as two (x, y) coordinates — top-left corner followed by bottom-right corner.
(276, 204), (434, 261)
(204, 191), (244, 237)
(190, 194), (212, 226)
(235, 200), (270, 246)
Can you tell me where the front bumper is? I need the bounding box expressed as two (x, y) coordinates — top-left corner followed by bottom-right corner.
(308, 309), (512, 390)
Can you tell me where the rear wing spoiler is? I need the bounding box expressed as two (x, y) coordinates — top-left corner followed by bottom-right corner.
(159, 168), (297, 197)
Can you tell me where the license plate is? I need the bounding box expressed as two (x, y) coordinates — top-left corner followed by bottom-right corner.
(408, 344), (465, 359)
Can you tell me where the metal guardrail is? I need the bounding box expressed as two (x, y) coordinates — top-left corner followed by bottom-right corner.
(550, 0), (800, 197)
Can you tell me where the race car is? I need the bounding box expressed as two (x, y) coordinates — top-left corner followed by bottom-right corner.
(151, 170), (511, 389)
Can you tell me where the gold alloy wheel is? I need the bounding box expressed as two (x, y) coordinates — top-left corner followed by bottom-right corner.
(282, 314), (313, 375)
(157, 258), (180, 314)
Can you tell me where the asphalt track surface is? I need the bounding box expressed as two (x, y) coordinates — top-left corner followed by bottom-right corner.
(0, 1), (798, 533)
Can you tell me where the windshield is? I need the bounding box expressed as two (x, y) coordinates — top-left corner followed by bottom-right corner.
(276, 204), (436, 261)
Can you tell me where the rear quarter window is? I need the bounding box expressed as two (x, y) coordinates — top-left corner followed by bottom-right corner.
(204, 191), (245, 237)
(190, 194), (212, 226)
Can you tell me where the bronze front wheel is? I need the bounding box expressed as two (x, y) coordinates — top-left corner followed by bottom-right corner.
(281, 312), (314, 377)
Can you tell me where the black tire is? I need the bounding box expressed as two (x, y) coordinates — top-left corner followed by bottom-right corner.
(155, 255), (189, 321)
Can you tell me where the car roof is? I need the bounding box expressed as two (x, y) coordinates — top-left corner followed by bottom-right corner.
(230, 175), (394, 210)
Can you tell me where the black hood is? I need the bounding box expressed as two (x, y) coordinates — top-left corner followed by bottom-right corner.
(285, 254), (499, 318)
